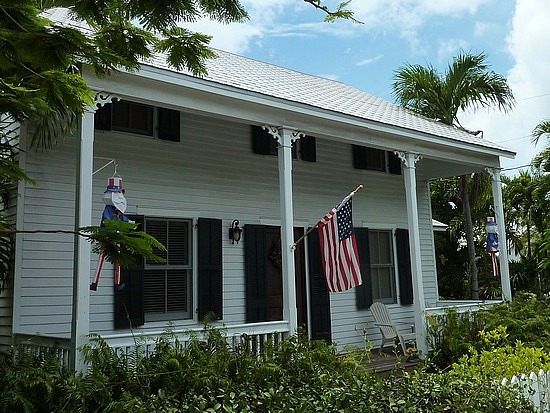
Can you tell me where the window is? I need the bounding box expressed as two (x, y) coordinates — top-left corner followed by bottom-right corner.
(95, 100), (180, 141)
(251, 125), (316, 162)
(355, 228), (412, 309)
(143, 218), (192, 321)
(369, 230), (396, 304)
(352, 145), (401, 175)
(115, 217), (223, 329)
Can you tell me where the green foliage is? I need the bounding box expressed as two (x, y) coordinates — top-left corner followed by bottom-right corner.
(427, 293), (550, 370)
(82, 219), (166, 267)
(0, 327), (536, 412)
(450, 341), (550, 380)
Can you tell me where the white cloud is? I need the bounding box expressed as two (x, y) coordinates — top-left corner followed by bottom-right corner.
(462, 0), (550, 173)
(356, 55), (384, 66)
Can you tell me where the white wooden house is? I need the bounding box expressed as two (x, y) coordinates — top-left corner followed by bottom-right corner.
(0, 9), (514, 370)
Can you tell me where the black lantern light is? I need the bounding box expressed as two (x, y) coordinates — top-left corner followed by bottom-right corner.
(229, 219), (242, 244)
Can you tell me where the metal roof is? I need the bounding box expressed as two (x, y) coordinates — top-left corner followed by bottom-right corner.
(48, 7), (514, 156)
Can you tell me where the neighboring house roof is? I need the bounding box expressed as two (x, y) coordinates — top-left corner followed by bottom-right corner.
(47, 8), (515, 157)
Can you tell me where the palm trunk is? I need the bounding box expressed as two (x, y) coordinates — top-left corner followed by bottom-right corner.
(460, 175), (479, 300)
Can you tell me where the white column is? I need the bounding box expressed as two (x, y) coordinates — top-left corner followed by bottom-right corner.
(71, 106), (95, 372)
(397, 151), (427, 356)
(487, 167), (512, 301)
(264, 125), (300, 336)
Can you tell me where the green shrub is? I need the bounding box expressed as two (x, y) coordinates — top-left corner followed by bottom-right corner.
(426, 292), (550, 370)
(450, 341), (550, 380)
(0, 327), (536, 412)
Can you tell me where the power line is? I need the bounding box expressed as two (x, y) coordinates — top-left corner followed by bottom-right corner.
(517, 92), (550, 102)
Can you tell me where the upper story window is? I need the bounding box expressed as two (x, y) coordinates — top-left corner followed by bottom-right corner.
(352, 145), (401, 175)
(251, 125), (316, 162)
(95, 100), (180, 142)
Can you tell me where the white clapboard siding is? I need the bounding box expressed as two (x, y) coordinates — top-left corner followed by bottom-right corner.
(13, 110), (440, 352)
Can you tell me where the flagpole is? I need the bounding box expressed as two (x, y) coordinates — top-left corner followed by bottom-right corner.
(291, 184), (363, 250)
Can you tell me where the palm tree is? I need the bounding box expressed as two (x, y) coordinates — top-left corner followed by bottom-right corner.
(392, 51), (515, 299)
(532, 120), (550, 171)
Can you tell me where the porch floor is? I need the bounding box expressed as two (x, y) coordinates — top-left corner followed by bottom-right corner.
(365, 347), (422, 376)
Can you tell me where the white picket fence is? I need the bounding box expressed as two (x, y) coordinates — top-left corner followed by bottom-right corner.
(502, 370), (550, 412)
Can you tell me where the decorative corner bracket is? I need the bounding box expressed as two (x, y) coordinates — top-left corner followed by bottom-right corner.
(395, 151), (422, 168)
(484, 167), (502, 181)
(93, 92), (120, 111)
(262, 125), (304, 146)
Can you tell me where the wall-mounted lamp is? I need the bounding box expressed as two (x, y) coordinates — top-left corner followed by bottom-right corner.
(229, 219), (242, 244)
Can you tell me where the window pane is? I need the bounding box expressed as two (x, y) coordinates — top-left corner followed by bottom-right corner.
(167, 269), (187, 312)
(130, 104), (153, 135)
(377, 267), (393, 299)
(146, 220), (168, 262)
(144, 269), (166, 313)
(378, 231), (392, 264)
(372, 268), (381, 299)
(168, 220), (189, 265)
(369, 232), (381, 264)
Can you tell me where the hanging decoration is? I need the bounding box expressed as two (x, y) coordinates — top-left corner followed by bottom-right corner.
(485, 216), (499, 277)
(90, 176), (132, 291)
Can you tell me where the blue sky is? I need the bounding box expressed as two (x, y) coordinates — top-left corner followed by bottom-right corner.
(190, 0), (550, 174)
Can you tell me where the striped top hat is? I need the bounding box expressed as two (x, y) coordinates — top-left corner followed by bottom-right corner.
(106, 176), (124, 192)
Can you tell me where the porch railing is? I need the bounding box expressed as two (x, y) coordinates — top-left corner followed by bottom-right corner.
(11, 321), (290, 367)
(424, 299), (502, 316)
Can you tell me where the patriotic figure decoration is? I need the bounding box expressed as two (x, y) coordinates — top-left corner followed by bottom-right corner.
(90, 176), (131, 291)
(317, 195), (362, 292)
(486, 216), (499, 277)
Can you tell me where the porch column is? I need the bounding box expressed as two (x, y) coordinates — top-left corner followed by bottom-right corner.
(71, 92), (118, 372)
(71, 106), (94, 372)
(487, 167), (512, 301)
(396, 151), (427, 356)
(264, 125), (301, 336)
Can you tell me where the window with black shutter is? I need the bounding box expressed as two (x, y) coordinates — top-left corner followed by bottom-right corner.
(95, 100), (180, 141)
(352, 145), (402, 175)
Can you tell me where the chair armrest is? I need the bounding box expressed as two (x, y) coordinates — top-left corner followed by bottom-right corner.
(374, 323), (395, 328)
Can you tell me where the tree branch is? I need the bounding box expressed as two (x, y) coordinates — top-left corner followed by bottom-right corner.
(303, 0), (362, 23)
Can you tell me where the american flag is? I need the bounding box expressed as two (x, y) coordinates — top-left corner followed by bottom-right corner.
(318, 197), (362, 292)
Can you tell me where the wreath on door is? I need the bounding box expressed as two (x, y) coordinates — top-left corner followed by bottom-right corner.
(269, 238), (282, 268)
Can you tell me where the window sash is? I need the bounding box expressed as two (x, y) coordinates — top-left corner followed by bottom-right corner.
(369, 230), (396, 304)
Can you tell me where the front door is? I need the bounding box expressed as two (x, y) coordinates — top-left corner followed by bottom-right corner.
(244, 225), (307, 330)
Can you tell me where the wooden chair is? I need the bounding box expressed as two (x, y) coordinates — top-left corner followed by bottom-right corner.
(370, 302), (416, 354)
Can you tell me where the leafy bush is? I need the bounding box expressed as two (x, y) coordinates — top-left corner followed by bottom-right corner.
(427, 292), (550, 370)
(450, 341), (550, 380)
(0, 327), (536, 412)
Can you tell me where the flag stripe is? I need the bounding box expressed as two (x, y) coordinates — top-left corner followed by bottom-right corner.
(317, 198), (362, 293)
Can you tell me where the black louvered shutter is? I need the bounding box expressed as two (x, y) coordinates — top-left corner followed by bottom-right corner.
(355, 228), (373, 309)
(396, 228), (414, 305)
(307, 228), (331, 342)
(352, 145), (367, 169)
(251, 125), (272, 155)
(244, 225), (268, 322)
(198, 218), (223, 321)
(388, 151), (402, 175)
(300, 135), (317, 162)
(94, 103), (112, 130)
(114, 215), (145, 329)
(158, 107), (181, 142)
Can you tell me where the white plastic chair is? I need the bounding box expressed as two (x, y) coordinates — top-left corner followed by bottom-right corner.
(370, 302), (416, 354)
